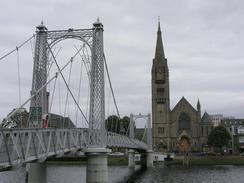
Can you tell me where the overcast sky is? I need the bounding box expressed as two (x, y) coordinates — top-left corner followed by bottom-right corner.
(0, 0), (243, 123)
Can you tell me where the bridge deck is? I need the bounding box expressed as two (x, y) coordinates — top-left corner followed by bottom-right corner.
(0, 128), (147, 170)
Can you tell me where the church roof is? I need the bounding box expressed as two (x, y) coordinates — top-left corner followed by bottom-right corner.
(154, 21), (165, 60)
(171, 96), (197, 113)
(201, 111), (212, 123)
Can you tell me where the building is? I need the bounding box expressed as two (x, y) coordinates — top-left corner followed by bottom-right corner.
(220, 119), (244, 153)
(210, 114), (235, 126)
(151, 22), (213, 152)
(49, 113), (76, 128)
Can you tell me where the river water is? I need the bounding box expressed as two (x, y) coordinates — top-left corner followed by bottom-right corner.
(1, 164), (244, 183)
(129, 164), (244, 183)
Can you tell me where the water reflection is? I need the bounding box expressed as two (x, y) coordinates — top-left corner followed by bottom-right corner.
(1, 164), (244, 183)
(0, 165), (133, 183)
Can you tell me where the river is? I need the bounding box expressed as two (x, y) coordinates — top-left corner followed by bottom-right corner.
(1, 164), (244, 183)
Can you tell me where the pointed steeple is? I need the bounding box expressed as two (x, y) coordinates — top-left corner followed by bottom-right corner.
(197, 99), (201, 121)
(155, 20), (165, 60)
(197, 99), (201, 110)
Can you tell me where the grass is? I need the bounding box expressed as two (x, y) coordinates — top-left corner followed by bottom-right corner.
(46, 155), (244, 167)
(190, 155), (244, 166)
(46, 155), (128, 166)
(108, 155), (128, 165)
(164, 155), (244, 166)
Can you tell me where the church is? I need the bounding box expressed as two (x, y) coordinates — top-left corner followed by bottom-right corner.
(151, 22), (213, 152)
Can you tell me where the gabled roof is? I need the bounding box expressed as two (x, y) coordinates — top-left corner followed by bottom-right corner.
(171, 96), (197, 113)
(201, 111), (212, 123)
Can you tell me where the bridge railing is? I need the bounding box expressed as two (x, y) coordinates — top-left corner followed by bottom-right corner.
(0, 128), (88, 169)
(0, 128), (148, 170)
(107, 132), (148, 150)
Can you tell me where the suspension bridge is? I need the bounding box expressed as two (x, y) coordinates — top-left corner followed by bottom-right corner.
(0, 19), (153, 183)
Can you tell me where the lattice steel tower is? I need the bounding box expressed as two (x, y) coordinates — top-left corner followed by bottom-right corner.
(29, 20), (107, 149)
(29, 22), (49, 128)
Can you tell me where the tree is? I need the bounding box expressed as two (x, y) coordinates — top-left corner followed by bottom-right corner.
(120, 116), (130, 134)
(207, 126), (231, 152)
(105, 115), (130, 134)
(0, 108), (29, 128)
(105, 115), (120, 133)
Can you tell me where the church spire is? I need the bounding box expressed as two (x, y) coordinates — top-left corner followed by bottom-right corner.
(197, 99), (201, 110)
(155, 19), (165, 60)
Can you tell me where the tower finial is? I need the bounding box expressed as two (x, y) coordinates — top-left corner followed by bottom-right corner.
(157, 16), (161, 32)
(37, 20), (47, 31)
(154, 16), (165, 59)
(93, 17), (103, 29)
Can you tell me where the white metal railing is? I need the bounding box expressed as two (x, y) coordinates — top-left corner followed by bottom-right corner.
(0, 128), (148, 170)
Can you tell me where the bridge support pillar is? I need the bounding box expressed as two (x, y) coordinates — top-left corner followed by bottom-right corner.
(128, 149), (135, 168)
(140, 150), (153, 168)
(25, 162), (46, 183)
(146, 150), (154, 168)
(128, 149), (135, 175)
(86, 148), (111, 183)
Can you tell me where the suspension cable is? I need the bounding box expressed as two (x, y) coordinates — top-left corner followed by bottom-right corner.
(74, 45), (91, 83)
(47, 47), (62, 77)
(48, 76), (57, 128)
(103, 54), (120, 119)
(63, 59), (73, 124)
(6, 50), (79, 122)
(75, 45), (91, 127)
(106, 86), (111, 119)
(63, 59), (73, 128)
(75, 59), (84, 127)
(16, 47), (22, 106)
(0, 35), (35, 62)
(58, 76), (62, 126)
(7, 73), (58, 121)
(30, 37), (35, 59)
(16, 47), (22, 128)
(141, 125), (147, 142)
(85, 77), (90, 127)
(103, 53), (122, 134)
(49, 76), (57, 112)
(47, 44), (89, 124)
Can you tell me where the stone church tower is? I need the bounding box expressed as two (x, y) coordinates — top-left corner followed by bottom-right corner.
(151, 22), (213, 153)
(151, 22), (170, 151)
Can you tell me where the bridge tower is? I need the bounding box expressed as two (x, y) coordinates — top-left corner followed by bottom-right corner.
(29, 22), (49, 128)
(129, 113), (153, 168)
(86, 19), (111, 183)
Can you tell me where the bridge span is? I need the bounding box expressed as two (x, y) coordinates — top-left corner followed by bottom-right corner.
(0, 128), (148, 170)
(0, 19), (153, 183)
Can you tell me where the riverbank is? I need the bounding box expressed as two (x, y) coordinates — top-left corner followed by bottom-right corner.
(47, 155), (128, 166)
(164, 155), (244, 166)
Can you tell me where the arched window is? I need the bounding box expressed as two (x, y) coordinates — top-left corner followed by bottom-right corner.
(179, 112), (191, 131)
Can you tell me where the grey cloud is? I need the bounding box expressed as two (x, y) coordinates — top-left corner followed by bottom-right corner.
(0, 0), (243, 121)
